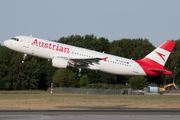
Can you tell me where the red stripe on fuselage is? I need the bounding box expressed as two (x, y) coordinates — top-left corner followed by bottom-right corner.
(137, 57), (163, 68)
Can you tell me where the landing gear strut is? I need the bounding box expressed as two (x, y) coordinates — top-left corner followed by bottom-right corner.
(77, 68), (82, 77)
(22, 54), (27, 63)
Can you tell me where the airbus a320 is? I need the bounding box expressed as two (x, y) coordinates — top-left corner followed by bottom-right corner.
(4, 36), (176, 77)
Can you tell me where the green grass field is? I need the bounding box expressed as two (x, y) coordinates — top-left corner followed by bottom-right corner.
(0, 90), (180, 109)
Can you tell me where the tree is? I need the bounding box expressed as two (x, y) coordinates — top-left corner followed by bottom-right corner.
(162, 39), (180, 85)
(129, 76), (149, 90)
(52, 69), (79, 87)
(79, 75), (89, 87)
(109, 38), (155, 59)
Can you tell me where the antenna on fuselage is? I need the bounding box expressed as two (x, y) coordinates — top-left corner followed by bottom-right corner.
(30, 35), (32, 37)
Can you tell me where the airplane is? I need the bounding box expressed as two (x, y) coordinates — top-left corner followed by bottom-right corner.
(4, 36), (176, 77)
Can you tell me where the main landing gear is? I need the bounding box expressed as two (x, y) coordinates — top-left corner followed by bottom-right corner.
(77, 68), (82, 77)
(22, 54), (27, 63)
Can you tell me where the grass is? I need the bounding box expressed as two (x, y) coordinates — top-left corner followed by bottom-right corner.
(0, 90), (180, 109)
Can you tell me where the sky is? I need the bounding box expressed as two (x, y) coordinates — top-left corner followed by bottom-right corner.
(0, 0), (180, 47)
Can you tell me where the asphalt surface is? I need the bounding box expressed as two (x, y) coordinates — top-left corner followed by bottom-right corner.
(0, 109), (180, 115)
(0, 109), (180, 120)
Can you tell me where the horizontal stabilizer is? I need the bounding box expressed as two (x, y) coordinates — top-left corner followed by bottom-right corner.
(149, 69), (169, 73)
(149, 69), (171, 75)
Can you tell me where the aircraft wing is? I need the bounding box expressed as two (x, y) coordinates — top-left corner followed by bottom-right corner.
(69, 58), (103, 67)
(54, 56), (108, 67)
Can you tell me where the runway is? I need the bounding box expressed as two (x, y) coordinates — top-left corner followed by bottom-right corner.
(0, 109), (180, 115)
(0, 109), (180, 120)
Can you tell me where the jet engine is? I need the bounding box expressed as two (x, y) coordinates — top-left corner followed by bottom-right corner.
(52, 57), (68, 68)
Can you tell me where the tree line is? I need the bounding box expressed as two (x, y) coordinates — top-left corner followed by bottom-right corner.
(0, 34), (180, 90)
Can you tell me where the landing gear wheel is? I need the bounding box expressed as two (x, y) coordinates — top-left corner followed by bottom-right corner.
(77, 68), (82, 77)
(77, 72), (82, 78)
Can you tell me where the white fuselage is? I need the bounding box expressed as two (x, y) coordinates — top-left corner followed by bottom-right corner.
(4, 36), (147, 76)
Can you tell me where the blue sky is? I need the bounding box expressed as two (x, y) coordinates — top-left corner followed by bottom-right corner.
(0, 0), (180, 47)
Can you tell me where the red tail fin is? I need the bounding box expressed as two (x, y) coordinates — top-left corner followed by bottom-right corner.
(135, 40), (176, 76)
(139, 40), (175, 67)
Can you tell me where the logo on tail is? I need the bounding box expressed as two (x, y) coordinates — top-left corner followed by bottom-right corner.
(155, 51), (165, 61)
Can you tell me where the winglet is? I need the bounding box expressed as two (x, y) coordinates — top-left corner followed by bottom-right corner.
(103, 57), (108, 62)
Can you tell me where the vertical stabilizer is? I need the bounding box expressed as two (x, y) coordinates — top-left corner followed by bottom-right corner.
(139, 40), (176, 68)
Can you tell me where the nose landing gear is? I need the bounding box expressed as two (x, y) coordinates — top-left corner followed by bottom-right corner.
(77, 68), (82, 77)
(22, 54), (27, 63)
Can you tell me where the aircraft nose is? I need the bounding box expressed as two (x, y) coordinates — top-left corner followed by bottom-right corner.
(3, 40), (11, 47)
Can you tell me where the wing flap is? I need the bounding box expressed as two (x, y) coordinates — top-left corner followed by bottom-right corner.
(70, 58), (103, 66)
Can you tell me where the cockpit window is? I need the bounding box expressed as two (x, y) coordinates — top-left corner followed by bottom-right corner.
(11, 37), (19, 41)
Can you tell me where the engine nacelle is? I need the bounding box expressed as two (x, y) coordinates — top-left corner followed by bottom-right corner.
(52, 57), (68, 68)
